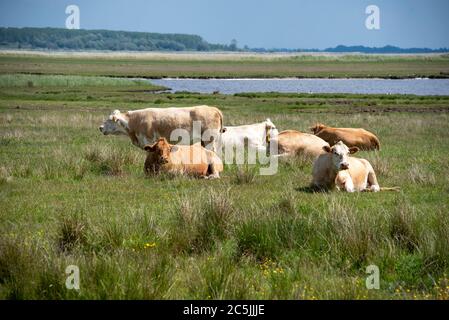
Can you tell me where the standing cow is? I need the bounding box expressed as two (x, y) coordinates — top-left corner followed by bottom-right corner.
(99, 105), (223, 151)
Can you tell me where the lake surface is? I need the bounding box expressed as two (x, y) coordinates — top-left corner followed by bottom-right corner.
(150, 78), (449, 96)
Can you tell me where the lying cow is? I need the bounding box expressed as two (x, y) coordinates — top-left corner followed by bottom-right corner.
(311, 141), (398, 192)
(310, 123), (380, 150)
(143, 137), (223, 179)
(99, 105), (223, 151)
(273, 130), (329, 158)
(217, 119), (278, 154)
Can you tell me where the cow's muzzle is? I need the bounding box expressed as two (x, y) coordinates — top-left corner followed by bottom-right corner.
(340, 163), (349, 170)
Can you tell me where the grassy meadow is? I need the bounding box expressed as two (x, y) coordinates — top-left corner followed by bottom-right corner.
(0, 66), (449, 299)
(1, 51), (449, 78)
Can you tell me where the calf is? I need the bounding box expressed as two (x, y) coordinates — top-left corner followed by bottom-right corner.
(310, 123), (380, 150)
(144, 138), (223, 179)
(311, 141), (382, 192)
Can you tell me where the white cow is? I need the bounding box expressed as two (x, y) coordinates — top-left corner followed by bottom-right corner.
(216, 119), (278, 156)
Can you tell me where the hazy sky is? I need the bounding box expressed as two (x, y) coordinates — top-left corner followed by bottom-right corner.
(0, 0), (448, 49)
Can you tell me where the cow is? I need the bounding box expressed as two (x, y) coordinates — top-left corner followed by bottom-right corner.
(217, 119), (278, 155)
(311, 141), (398, 192)
(310, 123), (380, 150)
(143, 137), (223, 179)
(99, 105), (223, 151)
(273, 130), (329, 158)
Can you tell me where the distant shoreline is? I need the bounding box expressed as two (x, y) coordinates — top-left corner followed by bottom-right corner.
(1, 50), (448, 79)
(1, 49), (447, 60)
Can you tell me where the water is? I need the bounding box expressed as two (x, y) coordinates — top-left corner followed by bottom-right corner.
(150, 78), (449, 96)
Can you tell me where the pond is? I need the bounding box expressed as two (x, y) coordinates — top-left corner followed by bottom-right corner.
(150, 78), (449, 96)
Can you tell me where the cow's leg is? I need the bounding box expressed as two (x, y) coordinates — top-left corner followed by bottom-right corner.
(344, 179), (355, 192)
(206, 163), (220, 179)
(335, 172), (354, 192)
(367, 169), (380, 192)
(272, 153), (290, 158)
(209, 136), (217, 153)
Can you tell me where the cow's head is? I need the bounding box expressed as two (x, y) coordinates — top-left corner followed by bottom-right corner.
(264, 118), (279, 142)
(323, 141), (359, 171)
(143, 138), (178, 164)
(310, 123), (326, 134)
(99, 110), (128, 135)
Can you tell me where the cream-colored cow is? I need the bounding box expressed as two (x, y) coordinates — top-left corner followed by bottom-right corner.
(99, 106), (223, 151)
(311, 141), (386, 192)
(274, 130), (329, 158)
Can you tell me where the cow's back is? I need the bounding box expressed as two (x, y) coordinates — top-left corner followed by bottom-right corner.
(189, 105), (223, 131)
(278, 130), (329, 157)
(316, 127), (379, 150)
(220, 122), (266, 147)
(166, 143), (210, 176)
(127, 106), (222, 147)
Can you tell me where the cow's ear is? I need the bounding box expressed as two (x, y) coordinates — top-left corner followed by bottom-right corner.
(170, 145), (179, 153)
(323, 145), (331, 153)
(349, 147), (359, 154)
(144, 144), (156, 152)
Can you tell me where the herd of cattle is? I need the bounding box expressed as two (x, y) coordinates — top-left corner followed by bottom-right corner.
(99, 105), (393, 192)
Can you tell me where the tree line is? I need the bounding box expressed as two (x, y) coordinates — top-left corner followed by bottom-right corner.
(0, 27), (236, 51)
(1, 27), (447, 53)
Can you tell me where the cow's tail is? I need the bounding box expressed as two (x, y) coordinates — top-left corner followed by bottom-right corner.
(380, 186), (400, 192)
(217, 107), (225, 133)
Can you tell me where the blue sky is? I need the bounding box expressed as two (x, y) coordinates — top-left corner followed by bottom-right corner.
(0, 0), (448, 49)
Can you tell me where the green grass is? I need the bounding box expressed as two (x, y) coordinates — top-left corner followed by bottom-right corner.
(1, 52), (449, 78)
(0, 73), (449, 300)
(0, 74), (163, 89)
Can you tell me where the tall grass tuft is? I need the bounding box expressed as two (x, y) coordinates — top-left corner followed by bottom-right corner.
(169, 191), (234, 253)
(0, 166), (12, 184)
(57, 212), (88, 252)
(236, 199), (311, 260)
(389, 202), (419, 253)
(408, 163), (436, 185)
(232, 165), (257, 185)
(326, 198), (379, 266)
(85, 145), (140, 176)
(0, 236), (35, 299)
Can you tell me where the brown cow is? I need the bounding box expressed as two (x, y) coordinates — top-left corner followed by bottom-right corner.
(143, 138), (223, 179)
(310, 123), (380, 150)
(274, 130), (330, 158)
